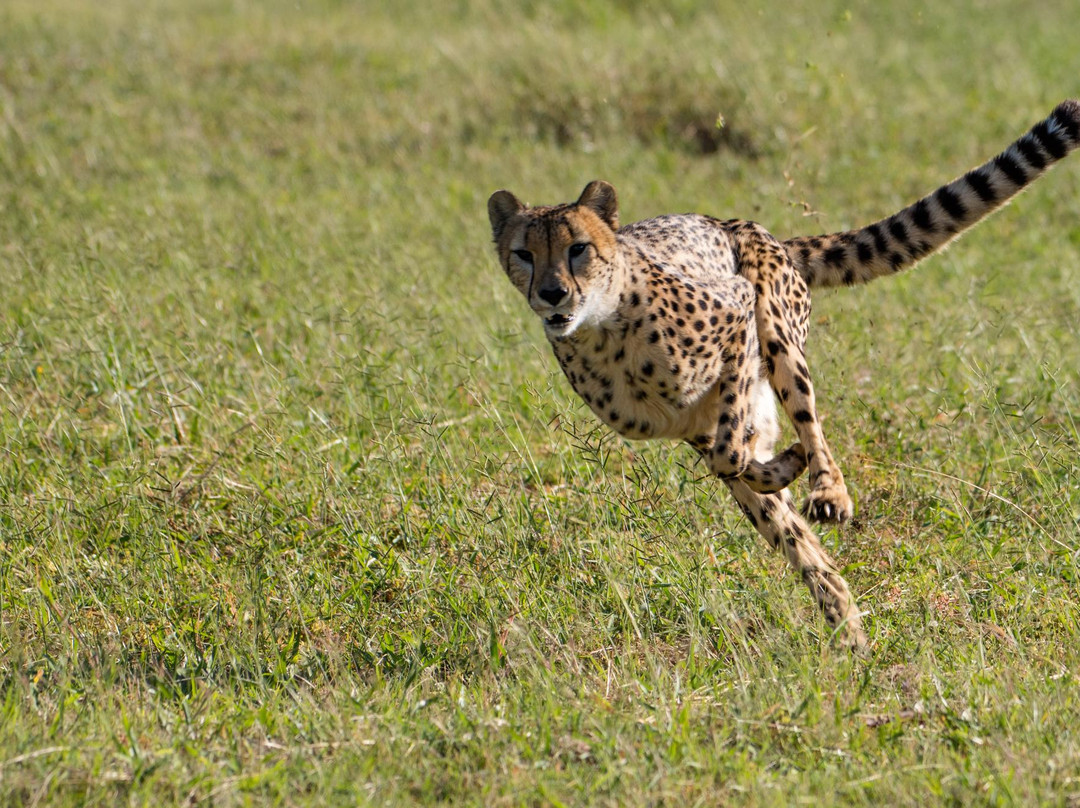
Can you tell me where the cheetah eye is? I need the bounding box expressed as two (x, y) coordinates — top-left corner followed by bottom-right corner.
(568, 243), (588, 259)
(511, 249), (533, 264)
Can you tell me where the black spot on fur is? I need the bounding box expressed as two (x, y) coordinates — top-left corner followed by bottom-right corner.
(964, 169), (996, 203)
(867, 223), (888, 255)
(994, 153), (1027, 187)
(935, 186), (967, 220)
(910, 240), (933, 259)
(911, 199), (934, 232)
(1051, 103), (1080, 142)
(1015, 136), (1046, 171)
(1032, 119), (1068, 159)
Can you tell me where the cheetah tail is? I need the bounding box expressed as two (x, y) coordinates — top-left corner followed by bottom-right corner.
(784, 99), (1080, 289)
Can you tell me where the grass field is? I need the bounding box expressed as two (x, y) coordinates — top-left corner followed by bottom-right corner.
(2, 0), (1079, 804)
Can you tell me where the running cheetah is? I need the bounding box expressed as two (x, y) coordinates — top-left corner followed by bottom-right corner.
(488, 100), (1080, 648)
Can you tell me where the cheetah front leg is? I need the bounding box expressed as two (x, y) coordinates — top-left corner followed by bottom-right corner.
(729, 223), (853, 522)
(724, 479), (866, 648)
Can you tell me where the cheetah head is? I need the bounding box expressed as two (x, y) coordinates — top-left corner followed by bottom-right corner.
(488, 180), (621, 339)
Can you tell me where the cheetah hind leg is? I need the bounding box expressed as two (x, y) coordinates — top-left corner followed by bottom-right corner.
(724, 479), (866, 649)
(723, 221), (853, 522)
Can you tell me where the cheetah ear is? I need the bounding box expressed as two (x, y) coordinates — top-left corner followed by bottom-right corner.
(488, 190), (525, 242)
(576, 180), (618, 231)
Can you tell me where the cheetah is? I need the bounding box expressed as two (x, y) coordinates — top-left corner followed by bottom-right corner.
(488, 100), (1080, 648)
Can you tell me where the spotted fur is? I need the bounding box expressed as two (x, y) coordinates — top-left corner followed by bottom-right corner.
(488, 100), (1080, 648)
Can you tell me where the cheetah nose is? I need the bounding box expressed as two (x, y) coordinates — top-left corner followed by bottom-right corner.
(538, 284), (569, 306)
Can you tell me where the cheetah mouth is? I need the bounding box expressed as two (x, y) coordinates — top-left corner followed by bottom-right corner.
(544, 313), (573, 330)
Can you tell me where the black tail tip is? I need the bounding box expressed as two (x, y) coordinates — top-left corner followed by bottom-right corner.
(1052, 99), (1080, 129)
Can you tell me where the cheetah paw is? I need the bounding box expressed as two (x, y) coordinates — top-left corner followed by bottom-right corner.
(832, 618), (870, 654)
(802, 483), (853, 523)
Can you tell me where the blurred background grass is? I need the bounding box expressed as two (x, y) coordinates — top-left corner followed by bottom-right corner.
(1, 0), (1079, 804)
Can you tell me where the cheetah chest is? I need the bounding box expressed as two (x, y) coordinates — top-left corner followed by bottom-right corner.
(549, 294), (734, 442)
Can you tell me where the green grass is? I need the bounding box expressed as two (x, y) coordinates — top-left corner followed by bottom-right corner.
(2, 0), (1079, 804)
